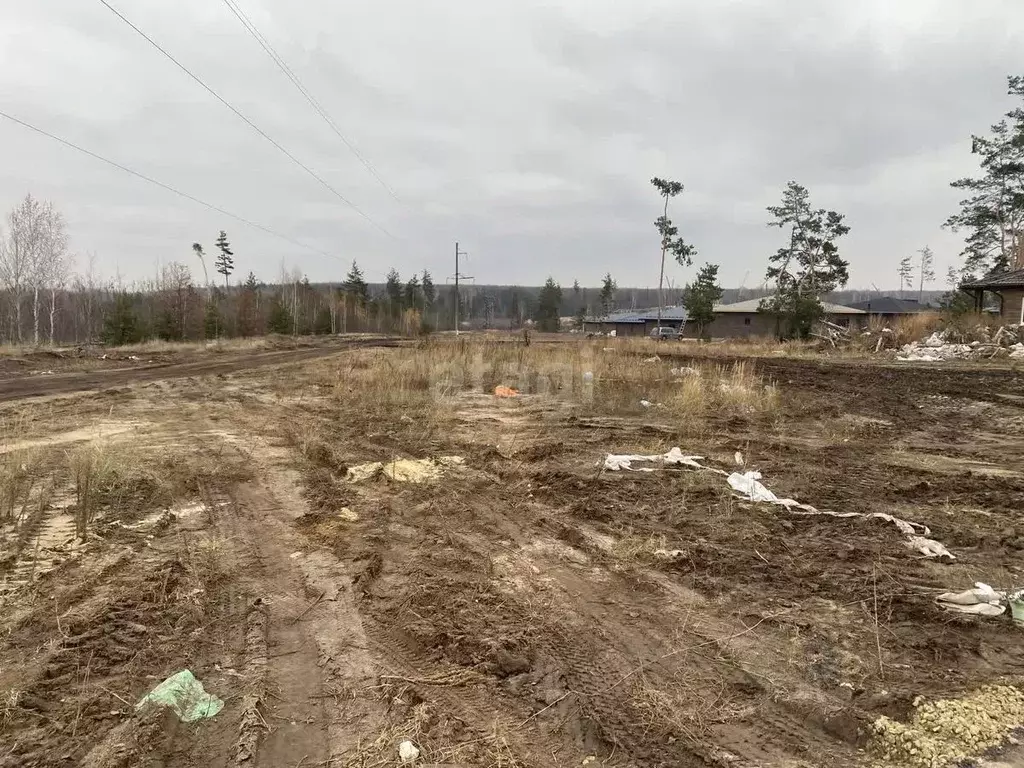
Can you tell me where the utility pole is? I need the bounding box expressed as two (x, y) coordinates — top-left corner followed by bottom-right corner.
(452, 242), (471, 335)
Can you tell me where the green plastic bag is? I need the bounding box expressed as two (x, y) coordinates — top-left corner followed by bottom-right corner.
(136, 670), (224, 722)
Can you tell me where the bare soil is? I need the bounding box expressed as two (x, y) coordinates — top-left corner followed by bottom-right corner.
(2, 343), (1024, 767)
(0, 337), (401, 402)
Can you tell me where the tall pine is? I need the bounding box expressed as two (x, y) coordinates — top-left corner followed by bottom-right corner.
(214, 231), (234, 288)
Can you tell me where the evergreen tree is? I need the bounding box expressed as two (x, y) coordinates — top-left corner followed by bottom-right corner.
(898, 254), (914, 297)
(421, 270), (436, 306)
(759, 181), (850, 339)
(917, 246), (936, 302)
(533, 277), (563, 332)
(342, 261), (369, 304)
(682, 264), (723, 339)
(385, 268), (403, 314)
(266, 296), (293, 334)
(101, 293), (142, 345)
(203, 300), (222, 339)
(651, 177), (697, 328)
(599, 273), (617, 317)
(944, 76), (1024, 276)
(237, 275), (259, 336)
(404, 273), (421, 311)
(214, 231), (234, 288)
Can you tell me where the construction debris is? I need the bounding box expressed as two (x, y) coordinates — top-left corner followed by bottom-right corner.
(602, 447), (953, 559)
(897, 326), (1024, 362)
(727, 469), (954, 559)
(602, 448), (721, 473)
(870, 685), (1024, 768)
(346, 456), (465, 483)
(936, 583), (1006, 616)
(398, 740), (420, 763)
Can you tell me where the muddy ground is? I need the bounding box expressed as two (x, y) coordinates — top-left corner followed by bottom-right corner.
(2, 342), (1024, 767)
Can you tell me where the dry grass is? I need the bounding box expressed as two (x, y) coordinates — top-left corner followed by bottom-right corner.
(309, 338), (780, 434)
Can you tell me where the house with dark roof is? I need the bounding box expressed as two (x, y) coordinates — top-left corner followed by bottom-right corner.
(847, 297), (930, 322)
(678, 298), (867, 338)
(960, 269), (1024, 325)
(583, 306), (688, 337)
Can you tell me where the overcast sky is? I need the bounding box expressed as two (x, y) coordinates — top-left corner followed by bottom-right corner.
(1, 0), (1022, 290)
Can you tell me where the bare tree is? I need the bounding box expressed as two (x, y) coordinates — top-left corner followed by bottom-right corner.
(0, 194), (47, 342)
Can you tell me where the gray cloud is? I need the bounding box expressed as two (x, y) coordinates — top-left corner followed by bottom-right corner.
(1, 0), (1022, 291)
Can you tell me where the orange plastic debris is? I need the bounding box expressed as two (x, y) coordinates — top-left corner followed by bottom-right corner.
(494, 385), (519, 398)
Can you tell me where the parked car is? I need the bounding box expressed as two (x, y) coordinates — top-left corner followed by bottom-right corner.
(649, 326), (679, 340)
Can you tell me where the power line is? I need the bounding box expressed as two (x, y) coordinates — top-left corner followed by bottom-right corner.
(95, 0), (394, 238)
(0, 108), (344, 262)
(220, 0), (399, 201)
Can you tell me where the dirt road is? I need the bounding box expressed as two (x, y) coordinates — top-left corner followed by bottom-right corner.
(0, 338), (401, 402)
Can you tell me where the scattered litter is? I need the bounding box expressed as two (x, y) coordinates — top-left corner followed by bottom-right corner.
(733, 451), (744, 466)
(936, 583), (1005, 616)
(602, 448), (721, 473)
(136, 670), (223, 722)
(1010, 590), (1024, 626)
(642, 355), (661, 363)
(1012, 342), (1024, 359)
(398, 740), (420, 763)
(653, 548), (685, 559)
(494, 385), (519, 397)
(338, 507), (359, 522)
(346, 456), (465, 484)
(289, 551), (303, 559)
(582, 371), (594, 383)
(639, 400), (653, 408)
(670, 366), (699, 377)
(727, 470), (954, 560)
(601, 447), (955, 559)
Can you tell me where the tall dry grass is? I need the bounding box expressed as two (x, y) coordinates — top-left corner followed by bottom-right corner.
(310, 338), (780, 428)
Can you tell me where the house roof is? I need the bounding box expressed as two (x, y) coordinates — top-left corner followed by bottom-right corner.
(847, 297), (927, 314)
(711, 298), (866, 314)
(598, 306), (688, 323)
(961, 268), (1024, 289)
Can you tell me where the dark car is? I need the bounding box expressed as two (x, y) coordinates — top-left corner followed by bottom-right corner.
(649, 326), (679, 340)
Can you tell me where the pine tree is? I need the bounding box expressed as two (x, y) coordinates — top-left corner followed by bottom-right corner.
(682, 264), (723, 339)
(404, 273), (421, 311)
(944, 76), (1024, 276)
(101, 293), (142, 345)
(203, 300), (222, 339)
(651, 177), (697, 329)
(421, 270), (436, 306)
(898, 255), (914, 297)
(214, 231), (234, 288)
(533, 277), (563, 332)
(385, 268), (403, 316)
(266, 296), (293, 334)
(759, 181), (850, 339)
(917, 246), (936, 302)
(599, 273), (617, 317)
(342, 261), (369, 304)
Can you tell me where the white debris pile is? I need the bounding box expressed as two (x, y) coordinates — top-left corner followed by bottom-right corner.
(898, 325), (1024, 362)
